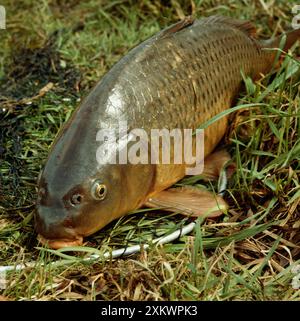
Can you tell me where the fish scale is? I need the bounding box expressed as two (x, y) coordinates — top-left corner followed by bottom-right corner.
(35, 15), (300, 249)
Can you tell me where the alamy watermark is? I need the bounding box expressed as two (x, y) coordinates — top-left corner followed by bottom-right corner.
(0, 5), (5, 29)
(96, 121), (205, 175)
(0, 269), (7, 289)
(291, 264), (300, 290)
(292, 5), (300, 29)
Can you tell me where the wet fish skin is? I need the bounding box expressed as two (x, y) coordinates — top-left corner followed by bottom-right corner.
(35, 16), (300, 249)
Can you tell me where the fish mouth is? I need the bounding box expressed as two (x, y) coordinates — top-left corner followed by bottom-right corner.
(37, 234), (83, 249)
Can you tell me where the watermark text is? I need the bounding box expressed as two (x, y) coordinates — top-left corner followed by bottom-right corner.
(292, 264), (300, 290)
(96, 122), (205, 175)
(292, 5), (300, 29)
(0, 270), (7, 289)
(0, 5), (5, 29)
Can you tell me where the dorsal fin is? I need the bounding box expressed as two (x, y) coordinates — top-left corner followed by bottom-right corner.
(203, 15), (257, 37)
(159, 16), (195, 39)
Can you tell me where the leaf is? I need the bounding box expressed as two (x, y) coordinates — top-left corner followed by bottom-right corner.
(198, 103), (267, 130)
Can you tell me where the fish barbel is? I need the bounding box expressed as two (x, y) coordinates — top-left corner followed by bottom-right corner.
(35, 16), (300, 249)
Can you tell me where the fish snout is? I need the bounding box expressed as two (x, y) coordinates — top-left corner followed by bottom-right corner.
(35, 205), (83, 249)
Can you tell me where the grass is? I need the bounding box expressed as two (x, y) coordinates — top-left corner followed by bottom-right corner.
(0, 0), (300, 300)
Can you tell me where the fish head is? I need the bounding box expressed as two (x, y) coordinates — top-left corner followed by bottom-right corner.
(36, 157), (155, 249)
(35, 92), (155, 248)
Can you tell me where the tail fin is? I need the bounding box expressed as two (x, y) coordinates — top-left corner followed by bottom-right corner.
(264, 28), (300, 52)
(260, 28), (300, 74)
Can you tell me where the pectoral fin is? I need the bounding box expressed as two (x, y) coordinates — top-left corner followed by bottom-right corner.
(202, 149), (235, 181)
(146, 186), (228, 218)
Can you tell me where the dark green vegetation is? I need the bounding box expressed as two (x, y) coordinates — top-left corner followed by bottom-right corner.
(0, 0), (300, 300)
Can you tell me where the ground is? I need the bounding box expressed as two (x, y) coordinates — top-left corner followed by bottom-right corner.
(0, 0), (300, 301)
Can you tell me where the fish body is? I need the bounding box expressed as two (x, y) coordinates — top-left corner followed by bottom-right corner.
(35, 16), (300, 248)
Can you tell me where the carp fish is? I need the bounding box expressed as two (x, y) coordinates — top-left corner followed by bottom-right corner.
(35, 15), (300, 249)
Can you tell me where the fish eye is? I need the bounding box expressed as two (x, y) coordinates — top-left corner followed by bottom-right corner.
(91, 181), (107, 200)
(70, 193), (83, 206)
